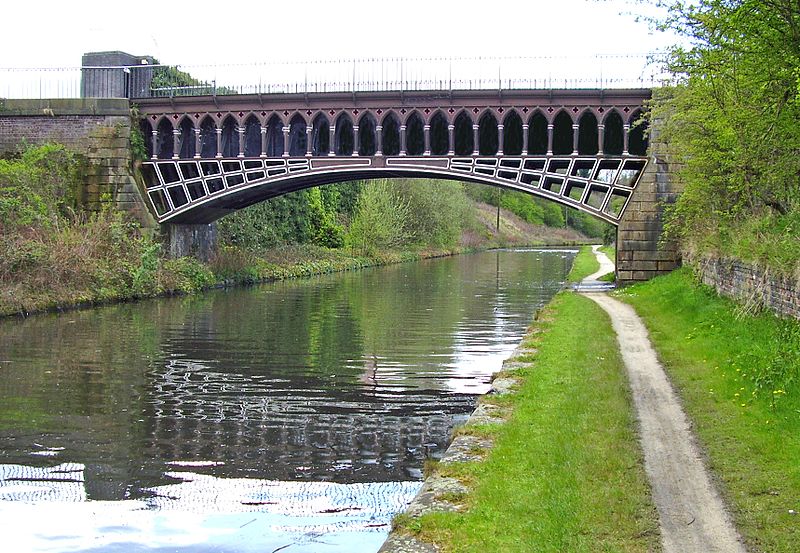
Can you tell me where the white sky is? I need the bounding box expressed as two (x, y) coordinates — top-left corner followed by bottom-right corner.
(1, 0), (675, 67)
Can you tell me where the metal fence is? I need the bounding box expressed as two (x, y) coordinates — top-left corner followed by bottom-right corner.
(1, 53), (670, 100)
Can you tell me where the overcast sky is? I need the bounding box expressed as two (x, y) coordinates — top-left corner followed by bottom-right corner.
(3, 0), (675, 67)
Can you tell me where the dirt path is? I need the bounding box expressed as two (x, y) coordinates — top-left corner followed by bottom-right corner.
(581, 251), (746, 553)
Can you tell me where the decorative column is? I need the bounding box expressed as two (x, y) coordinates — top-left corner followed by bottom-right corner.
(215, 127), (222, 158)
(260, 126), (267, 158)
(399, 124), (407, 156)
(546, 124), (554, 155)
(306, 126), (313, 157)
(151, 129), (158, 160)
(352, 125), (360, 156)
(328, 125), (336, 156)
(237, 126), (245, 158)
(497, 124), (504, 156)
(472, 124), (479, 155)
(521, 124), (529, 156)
(194, 127), (201, 159)
(282, 126), (290, 158)
(423, 124), (431, 156)
(447, 124), (455, 156)
(172, 128), (180, 159)
(375, 125), (383, 156)
(597, 124), (605, 155)
(571, 124), (579, 155)
(623, 124), (630, 155)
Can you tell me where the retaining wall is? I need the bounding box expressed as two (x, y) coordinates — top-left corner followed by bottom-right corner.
(690, 256), (800, 320)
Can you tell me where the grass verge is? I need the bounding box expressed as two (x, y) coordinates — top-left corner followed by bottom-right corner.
(566, 245), (600, 282)
(401, 292), (660, 552)
(617, 268), (800, 552)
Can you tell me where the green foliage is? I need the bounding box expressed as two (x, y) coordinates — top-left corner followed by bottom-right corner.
(0, 143), (82, 229)
(306, 187), (345, 248)
(399, 179), (474, 247)
(217, 190), (313, 250)
(651, 1), (800, 275)
(346, 180), (411, 255)
(129, 109), (148, 162)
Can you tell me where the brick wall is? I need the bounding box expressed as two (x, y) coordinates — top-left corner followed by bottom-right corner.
(0, 98), (155, 227)
(690, 256), (800, 320)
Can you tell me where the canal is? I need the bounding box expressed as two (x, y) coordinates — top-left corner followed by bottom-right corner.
(0, 248), (575, 552)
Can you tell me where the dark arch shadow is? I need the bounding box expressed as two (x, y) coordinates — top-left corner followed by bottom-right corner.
(311, 113), (329, 156)
(552, 111), (573, 155)
(478, 111), (499, 155)
(528, 111), (548, 155)
(404, 112), (423, 156)
(454, 111), (474, 156)
(503, 111), (523, 155)
(335, 113), (354, 156)
(430, 111), (449, 155)
(577, 111), (598, 155)
(603, 111), (624, 155)
(157, 118), (174, 160)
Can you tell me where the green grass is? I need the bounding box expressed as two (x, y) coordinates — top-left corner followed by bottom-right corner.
(404, 293), (660, 552)
(618, 268), (800, 552)
(566, 245), (601, 282)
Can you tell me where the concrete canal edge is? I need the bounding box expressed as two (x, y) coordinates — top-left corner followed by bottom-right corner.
(377, 344), (533, 553)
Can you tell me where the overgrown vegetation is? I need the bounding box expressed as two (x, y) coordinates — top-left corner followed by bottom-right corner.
(400, 293), (659, 552)
(650, 0), (800, 277)
(619, 268), (800, 552)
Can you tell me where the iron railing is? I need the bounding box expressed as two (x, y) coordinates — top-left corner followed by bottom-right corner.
(1, 53), (671, 100)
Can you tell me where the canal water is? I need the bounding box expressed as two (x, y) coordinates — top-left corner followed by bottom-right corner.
(0, 248), (574, 552)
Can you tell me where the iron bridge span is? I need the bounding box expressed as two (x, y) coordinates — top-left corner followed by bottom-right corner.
(137, 88), (650, 225)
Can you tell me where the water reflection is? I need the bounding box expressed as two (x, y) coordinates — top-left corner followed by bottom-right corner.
(0, 249), (574, 552)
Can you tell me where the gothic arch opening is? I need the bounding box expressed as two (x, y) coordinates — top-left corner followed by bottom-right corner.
(478, 111), (499, 155)
(288, 114), (307, 156)
(577, 111), (598, 155)
(140, 119), (154, 159)
(199, 116), (216, 158)
(244, 115), (261, 157)
(358, 113), (377, 156)
(311, 114), (329, 156)
(552, 111), (574, 155)
(603, 111), (624, 155)
(404, 112), (423, 156)
(528, 112), (548, 155)
(430, 111), (449, 155)
(334, 113), (354, 156)
(221, 116), (238, 157)
(453, 111), (474, 156)
(178, 118), (195, 159)
(503, 110), (523, 155)
(156, 118), (174, 159)
(382, 112), (402, 156)
(628, 110), (649, 156)
(265, 114), (284, 157)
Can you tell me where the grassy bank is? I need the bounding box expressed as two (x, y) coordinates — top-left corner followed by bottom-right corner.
(399, 292), (659, 552)
(565, 245), (602, 282)
(618, 269), (800, 552)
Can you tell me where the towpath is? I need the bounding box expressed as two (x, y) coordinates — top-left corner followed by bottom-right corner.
(582, 247), (746, 553)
